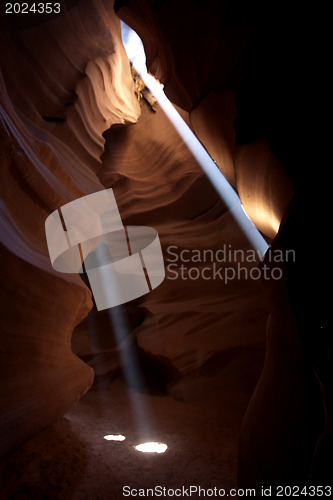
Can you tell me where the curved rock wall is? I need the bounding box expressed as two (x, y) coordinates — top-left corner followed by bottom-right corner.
(0, 0), (140, 457)
(117, 0), (328, 488)
(190, 93), (294, 239)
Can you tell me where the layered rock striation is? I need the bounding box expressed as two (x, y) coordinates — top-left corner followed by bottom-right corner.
(0, 0), (140, 457)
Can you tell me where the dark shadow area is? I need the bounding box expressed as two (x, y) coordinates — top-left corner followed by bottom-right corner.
(0, 418), (88, 500)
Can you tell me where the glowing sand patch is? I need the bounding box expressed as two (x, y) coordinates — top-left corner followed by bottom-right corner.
(103, 434), (126, 441)
(134, 442), (168, 453)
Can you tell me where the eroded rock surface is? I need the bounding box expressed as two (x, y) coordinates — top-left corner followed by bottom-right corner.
(0, 0), (140, 457)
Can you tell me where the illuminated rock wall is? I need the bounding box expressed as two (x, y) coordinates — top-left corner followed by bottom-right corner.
(0, 0), (140, 457)
(116, 0), (328, 487)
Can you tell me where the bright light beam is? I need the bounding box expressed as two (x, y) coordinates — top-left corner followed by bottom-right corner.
(121, 21), (269, 259)
(82, 240), (162, 450)
(92, 244), (153, 440)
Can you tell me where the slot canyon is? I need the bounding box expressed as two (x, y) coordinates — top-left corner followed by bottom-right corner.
(0, 1), (330, 498)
